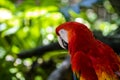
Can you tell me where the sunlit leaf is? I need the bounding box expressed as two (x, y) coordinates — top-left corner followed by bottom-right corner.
(16, 72), (25, 80)
(0, 8), (13, 22)
(5, 55), (14, 62)
(86, 9), (97, 22)
(9, 68), (18, 74)
(0, 0), (15, 11)
(23, 58), (33, 67)
(1, 26), (19, 37)
(30, 26), (40, 39)
(35, 76), (43, 80)
(0, 23), (7, 31)
(104, 0), (114, 13)
(14, 58), (22, 66)
(0, 47), (6, 59)
(16, 27), (29, 39)
(12, 45), (20, 53)
(75, 18), (91, 28)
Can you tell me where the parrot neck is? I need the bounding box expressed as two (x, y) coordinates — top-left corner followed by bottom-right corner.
(68, 33), (97, 57)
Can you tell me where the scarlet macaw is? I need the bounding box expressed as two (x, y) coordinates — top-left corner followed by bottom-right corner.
(56, 22), (120, 80)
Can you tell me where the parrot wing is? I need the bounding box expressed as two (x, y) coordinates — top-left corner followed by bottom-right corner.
(90, 40), (120, 80)
(71, 51), (98, 80)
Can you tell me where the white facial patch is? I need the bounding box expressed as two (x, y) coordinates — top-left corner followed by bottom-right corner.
(58, 29), (68, 43)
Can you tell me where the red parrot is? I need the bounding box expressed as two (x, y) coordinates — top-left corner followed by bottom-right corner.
(56, 22), (120, 80)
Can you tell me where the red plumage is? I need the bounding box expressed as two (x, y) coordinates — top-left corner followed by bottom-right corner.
(56, 22), (120, 80)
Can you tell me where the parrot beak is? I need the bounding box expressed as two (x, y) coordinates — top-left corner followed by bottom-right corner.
(58, 36), (68, 49)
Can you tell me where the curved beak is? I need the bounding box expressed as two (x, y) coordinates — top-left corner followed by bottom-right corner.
(58, 36), (68, 49)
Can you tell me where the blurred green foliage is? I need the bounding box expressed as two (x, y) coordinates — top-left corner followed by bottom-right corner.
(0, 0), (120, 80)
(0, 0), (66, 80)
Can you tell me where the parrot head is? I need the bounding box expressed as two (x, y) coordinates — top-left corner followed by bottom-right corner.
(56, 22), (95, 54)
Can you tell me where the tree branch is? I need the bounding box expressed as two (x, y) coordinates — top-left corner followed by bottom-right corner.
(17, 42), (63, 58)
(47, 56), (71, 80)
